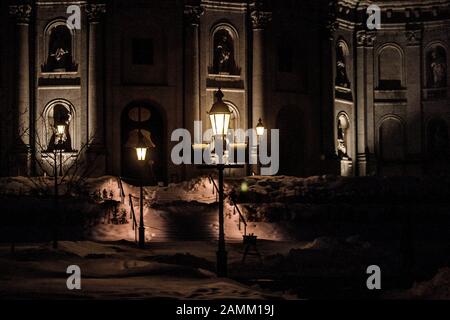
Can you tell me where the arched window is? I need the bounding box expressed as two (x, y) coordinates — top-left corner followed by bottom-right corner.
(43, 100), (76, 151)
(209, 24), (240, 75)
(42, 22), (77, 72)
(223, 101), (242, 142)
(335, 41), (350, 89)
(378, 45), (404, 90)
(426, 45), (447, 88)
(121, 103), (166, 185)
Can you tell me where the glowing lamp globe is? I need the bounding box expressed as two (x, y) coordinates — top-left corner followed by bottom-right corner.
(56, 124), (65, 136)
(136, 147), (148, 161)
(135, 132), (148, 161)
(256, 118), (265, 137)
(209, 89), (231, 136)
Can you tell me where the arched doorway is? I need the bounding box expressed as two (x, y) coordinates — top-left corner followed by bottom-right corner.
(426, 118), (450, 175)
(427, 118), (449, 157)
(121, 102), (166, 185)
(276, 105), (304, 176)
(379, 117), (405, 176)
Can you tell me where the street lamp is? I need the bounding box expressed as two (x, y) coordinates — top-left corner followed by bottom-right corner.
(208, 89), (231, 137)
(52, 122), (66, 249)
(206, 89), (235, 277)
(256, 118), (265, 137)
(56, 124), (66, 176)
(135, 130), (148, 249)
(255, 118), (265, 175)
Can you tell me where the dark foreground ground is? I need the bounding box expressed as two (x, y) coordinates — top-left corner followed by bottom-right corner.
(0, 175), (449, 299)
(0, 239), (449, 300)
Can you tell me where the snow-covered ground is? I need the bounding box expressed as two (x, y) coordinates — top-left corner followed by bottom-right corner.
(385, 268), (450, 300)
(0, 175), (297, 242)
(1, 175), (449, 299)
(0, 240), (296, 300)
(2, 238), (448, 300)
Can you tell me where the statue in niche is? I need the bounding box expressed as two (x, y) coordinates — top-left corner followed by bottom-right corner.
(337, 116), (349, 159)
(48, 104), (72, 151)
(44, 25), (76, 72)
(335, 43), (350, 89)
(213, 29), (236, 74)
(429, 48), (447, 88)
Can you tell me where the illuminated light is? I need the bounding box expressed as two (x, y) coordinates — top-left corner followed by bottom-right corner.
(135, 131), (149, 161)
(136, 147), (148, 161)
(256, 118), (265, 137)
(208, 89), (231, 136)
(192, 143), (209, 150)
(241, 181), (249, 192)
(56, 124), (65, 136)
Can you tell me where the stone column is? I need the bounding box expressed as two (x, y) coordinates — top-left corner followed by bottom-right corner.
(250, 3), (271, 174)
(355, 30), (373, 176)
(86, 4), (106, 148)
(324, 12), (339, 173)
(184, 5), (204, 144)
(405, 27), (422, 172)
(9, 4), (32, 175)
(364, 31), (376, 175)
(250, 3), (271, 129)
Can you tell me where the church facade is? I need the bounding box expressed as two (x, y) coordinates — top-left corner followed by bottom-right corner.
(0, 0), (449, 184)
(332, 0), (450, 177)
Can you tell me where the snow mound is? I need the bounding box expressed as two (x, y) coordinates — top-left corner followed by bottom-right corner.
(58, 241), (121, 258)
(408, 268), (450, 299)
(230, 175), (450, 204)
(301, 236), (371, 251)
(301, 237), (341, 250)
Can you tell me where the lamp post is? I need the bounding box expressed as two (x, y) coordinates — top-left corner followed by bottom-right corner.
(53, 141), (58, 249)
(56, 124), (65, 176)
(255, 118), (265, 175)
(52, 123), (65, 249)
(206, 89), (234, 277)
(135, 130), (148, 249)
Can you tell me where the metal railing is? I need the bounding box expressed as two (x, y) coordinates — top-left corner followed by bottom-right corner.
(128, 194), (138, 242)
(117, 176), (125, 204)
(230, 195), (247, 236)
(208, 175), (247, 236)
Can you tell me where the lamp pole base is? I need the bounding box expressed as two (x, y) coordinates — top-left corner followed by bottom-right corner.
(138, 226), (145, 248)
(216, 249), (228, 277)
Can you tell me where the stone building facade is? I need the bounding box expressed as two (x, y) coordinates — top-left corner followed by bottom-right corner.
(0, 0), (449, 183)
(332, 0), (450, 176)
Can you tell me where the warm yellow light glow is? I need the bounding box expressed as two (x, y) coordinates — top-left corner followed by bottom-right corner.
(136, 147), (148, 161)
(208, 89), (232, 136)
(256, 118), (265, 137)
(210, 112), (231, 136)
(56, 124), (65, 136)
(192, 143), (209, 150)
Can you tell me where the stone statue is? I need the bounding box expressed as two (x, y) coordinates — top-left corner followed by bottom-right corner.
(337, 117), (349, 159)
(430, 49), (447, 88)
(336, 44), (350, 88)
(46, 25), (74, 72)
(51, 48), (69, 63)
(213, 30), (235, 74)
